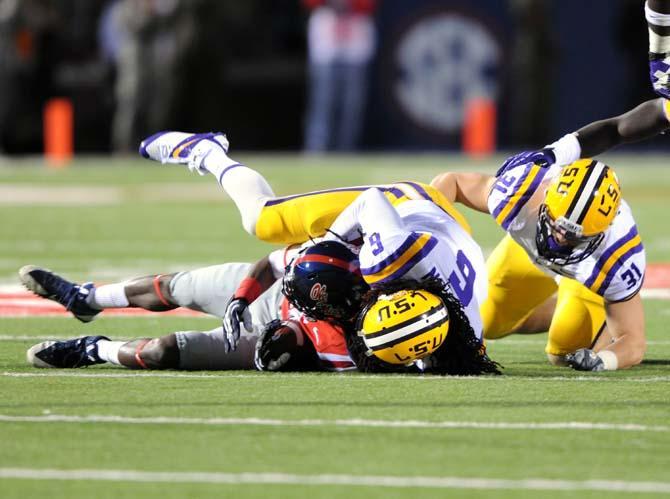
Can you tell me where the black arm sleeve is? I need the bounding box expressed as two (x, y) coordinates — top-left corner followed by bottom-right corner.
(576, 99), (670, 157)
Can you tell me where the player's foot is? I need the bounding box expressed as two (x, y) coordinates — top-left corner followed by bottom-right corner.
(18, 265), (100, 323)
(138, 131), (229, 173)
(26, 335), (109, 368)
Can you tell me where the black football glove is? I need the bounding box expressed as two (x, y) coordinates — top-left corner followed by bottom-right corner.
(565, 348), (605, 372)
(254, 320), (319, 372)
(222, 298), (252, 353)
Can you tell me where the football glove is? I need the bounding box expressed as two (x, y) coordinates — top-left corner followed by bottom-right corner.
(254, 319), (319, 372)
(650, 54), (670, 99)
(222, 298), (252, 353)
(495, 148), (556, 177)
(565, 348), (605, 372)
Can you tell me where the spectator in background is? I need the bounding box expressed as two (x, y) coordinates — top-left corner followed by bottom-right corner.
(507, 0), (556, 147)
(302, 0), (377, 152)
(111, 0), (197, 153)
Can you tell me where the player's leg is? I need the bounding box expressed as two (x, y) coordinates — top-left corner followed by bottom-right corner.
(18, 265), (180, 322)
(27, 278), (285, 370)
(26, 329), (257, 370)
(19, 263), (256, 322)
(99, 328), (258, 370)
(100, 277), (284, 370)
(544, 278), (606, 366)
(481, 235), (558, 339)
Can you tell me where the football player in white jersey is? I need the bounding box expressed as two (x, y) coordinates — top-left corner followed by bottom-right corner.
(19, 249), (356, 372)
(138, 131), (499, 375)
(431, 158), (645, 372)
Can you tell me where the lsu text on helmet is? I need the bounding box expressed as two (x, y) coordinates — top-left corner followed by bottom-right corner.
(282, 241), (369, 322)
(357, 288), (449, 365)
(536, 159), (621, 265)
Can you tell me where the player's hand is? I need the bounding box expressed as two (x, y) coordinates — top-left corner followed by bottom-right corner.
(222, 298), (252, 352)
(565, 348), (605, 372)
(254, 320), (294, 371)
(650, 54), (670, 99)
(495, 149), (556, 177)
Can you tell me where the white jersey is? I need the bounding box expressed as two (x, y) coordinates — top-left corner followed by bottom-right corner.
(487, 162), (646, 302)
(326, 188), (487, 338)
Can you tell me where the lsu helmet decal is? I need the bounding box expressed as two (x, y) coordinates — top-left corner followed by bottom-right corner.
(537, 159), (621, 265)
(357, 289), (449, 365)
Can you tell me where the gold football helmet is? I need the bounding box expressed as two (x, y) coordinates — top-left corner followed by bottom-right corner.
(537, 159), (621, 265)
(357, 289), (449, 365)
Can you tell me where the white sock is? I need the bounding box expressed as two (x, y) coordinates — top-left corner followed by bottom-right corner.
(96, 340), (124, 365)
(203, 149), (276, 235)
(89, 283), (130, 309)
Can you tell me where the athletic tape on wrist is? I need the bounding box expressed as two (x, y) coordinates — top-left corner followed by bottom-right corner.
(548, 133), (581, 166)
(597, 350), (619, 371)
(234, 277), (263, 303)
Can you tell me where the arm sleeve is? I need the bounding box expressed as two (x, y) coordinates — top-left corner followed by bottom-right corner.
(327, 188), (406, 241)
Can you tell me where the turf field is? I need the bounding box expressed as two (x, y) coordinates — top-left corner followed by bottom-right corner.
(1, 154), (669, 498)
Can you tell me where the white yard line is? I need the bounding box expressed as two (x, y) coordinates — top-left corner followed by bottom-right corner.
(0, 414), (668, 433)
(0, 468), (668, 493)
(4, 371), (670, 382)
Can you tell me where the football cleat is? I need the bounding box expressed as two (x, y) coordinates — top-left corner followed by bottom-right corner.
(138, 131), (229, 174)
(19, 265), (100, 323)
(26, 335), (109, 368)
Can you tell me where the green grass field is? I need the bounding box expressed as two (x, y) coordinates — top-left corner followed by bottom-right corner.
(1, 154), (669, 498)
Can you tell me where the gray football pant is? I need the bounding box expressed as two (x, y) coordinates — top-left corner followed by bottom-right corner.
(167, 263), (284, 370)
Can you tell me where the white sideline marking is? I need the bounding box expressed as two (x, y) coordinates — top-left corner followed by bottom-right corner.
(0, 468), (669, 493)
(0, 414), (668, 433)
(4, 371), (670, 383)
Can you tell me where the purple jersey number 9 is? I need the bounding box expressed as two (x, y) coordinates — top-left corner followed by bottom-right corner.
(368, 232), (384, 256)
(448, 250), (476, 306)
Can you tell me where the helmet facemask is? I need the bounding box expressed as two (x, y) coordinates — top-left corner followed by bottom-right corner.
(535, 159), (620, 266)
(536, 204), (604, 265)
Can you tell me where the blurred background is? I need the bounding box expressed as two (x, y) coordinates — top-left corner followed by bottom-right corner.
(0, 0), (663, 157)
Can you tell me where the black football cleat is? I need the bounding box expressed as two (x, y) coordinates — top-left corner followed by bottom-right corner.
(19, 265), (100, 322)
(26, 336), (110, 368)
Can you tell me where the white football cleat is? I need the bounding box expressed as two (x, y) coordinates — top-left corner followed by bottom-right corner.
(139, 131), (230, 174)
